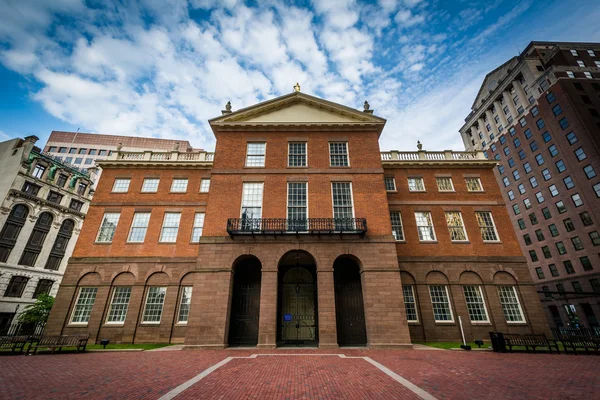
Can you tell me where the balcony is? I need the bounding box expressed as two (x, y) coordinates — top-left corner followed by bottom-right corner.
(226, 218), (367, 237)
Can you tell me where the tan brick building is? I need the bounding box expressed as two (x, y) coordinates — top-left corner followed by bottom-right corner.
(46, 91), (549, 347)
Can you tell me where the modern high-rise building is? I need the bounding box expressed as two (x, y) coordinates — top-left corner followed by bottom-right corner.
(45, 90), (548, 347)
(43, 131), (199, 185)
(0, 136), (93, 331)
(459, 41), (600, 330)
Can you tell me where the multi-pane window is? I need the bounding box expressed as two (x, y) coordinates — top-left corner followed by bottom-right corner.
(112, 178), (131, 193)
(530, 141), (538, 152)
(498, 286), (525, 323)
(384, 177), (396, 191)
(436, 177), (454, 191)
(69, 199), (84, 212)
(592, 279), (600, 293)
(46, 191), (63, 204)
(159, 213), (181, 242)
(536, 119), (545, 130)
(518, 184), (526, 194)
(594, 183), (600, 198)
(580, 256), (593, 271)
(4, 276), (29, 298)
(529, 250), (538, 262)
(557, 242), (567, 255)
(390, 212), (404, 241)
(429, 286), (453, 322)
(288, 142), (307, 167)
(142, 287), (167, 323)
(402, 285), (418, 322)
(524, 198), (532, 210)
(536, 267), (545, 279)
(555, 160), (566, 173)
(517, 219), (526, 230)
(106, 287), (132, 323)
(507, 190), (515, 200)
(590, 231), (600, 246)
(549, 224), (559, 236)
(580, 211), (593, 226)
(191, 213), (205, 242)
(548, 145), (559, 157)
(564, 260), (575, 274)
(535, 192), (545, 204)
(574, 148), (587, 161)
(465, 178), (483, 192)
(571, 193), (583, 207)
(32, 164), (46, 179)
(556, 200), (567, 214)
(415, 212), (436, 241)
(542, 132), (551, 143)
(584, 165), (596, 179)
(178, 287), (193, 323)
(563, 176), (575, 189)
(564, 218), (575, 232)
(446, 212), (467, 241)
(535, 154), (545, 166)
(541, 169), (551, 181)
(141, 178), (160, 192)
(57, 175), (68, 188)
(549, 264), (559, 277)
(512, 170), (520, 180)
(549, 185), (559, 197)
(329, 142), (349, 167)
(475, 212), (499, 241)
(77, 182), (88, 196)
(566, 132), (577, 145)
(32, 279), (54, 298)
(572, 281), (583, 293)
(503, 177), (510, 187)
(523, 162), (531, 174)
(408, 177), (425, 191)
(200, 179), (211, 193)
(96, 213), (120, 243)
(170, 179), (188, 193)
(559, 118), (569, 130)
(523, 233), (532, 245)
(571, 236), (584, 250)
(542, 246), (552, 259)
(512, 204), (521, 215)
(463, 286), (489, 322)
(332, 183), (354, 229)
(288, 182), (308, 230)
(552, 104), (563, 116)
(241, 182), (264, 230)
(529, 213), (538, 225)
(70, 287), (98, 324)
(542, 207), (552, 219)
(127, 213), (150, 243)
(246, 142), (266, 167)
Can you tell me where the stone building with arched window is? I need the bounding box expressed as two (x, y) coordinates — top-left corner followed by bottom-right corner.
(0, 136), (93, 331)
(45, 91), (550, 347)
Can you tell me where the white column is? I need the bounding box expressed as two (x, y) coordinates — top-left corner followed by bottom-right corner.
(513, 80), (528, 107)
(470, 126), (480, 149)
(484, 109), (498, 138)
(502, 90), (518, 120)
(494, 101), (508, 127)
(477, 118), (486, 141)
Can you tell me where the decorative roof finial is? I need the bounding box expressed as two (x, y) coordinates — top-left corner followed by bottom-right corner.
(417, 140), (423, 150)
(221, 101), (232, 115)
(363, 100), (374, 114)
(293, 82), (301, 92)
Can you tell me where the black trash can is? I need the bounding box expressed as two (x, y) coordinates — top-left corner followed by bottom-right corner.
(489, 332), (506, 353)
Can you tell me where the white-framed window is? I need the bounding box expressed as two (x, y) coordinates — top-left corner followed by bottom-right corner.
(96, 212), (120, 243)
(329, 142), (349, 167)
(142, 287), (167, 323)
(170, 178), (188, 193)
(463, 286), (489, 323)
(390, 212), (404, 241)
(159, 212), (181, 242)
(475, 211), (500, 241)
(127, 212), (150, 243)
(403, 285), (418, 322)
(408, 177), (425, 191)
(112, 178), (131, 193)
(332, 182), (354, 229)
(241, 182), (264, 224)
(465, 177), (483, 191)
(106, 287), (132, 323)
(177, 286), (193, 323)
(200, 179), (211, 193)
(287, 182), (308, 230)
(445, 211), (468, 241)
(288, 142), (307, 167)
(246, 142), (266, 167)
(191, 213), (205, 242)
(70, 287), (98, 324)
(141, 178), (159, 192)
(415, 211), (436, 241)
(497, 286), (525, 323)
(429, 285), (453, 322)
(384, 177), (396, 191)
(436, 177), (454, 192)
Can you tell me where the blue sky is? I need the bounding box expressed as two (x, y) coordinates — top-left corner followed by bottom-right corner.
(0, 0), (599, 151)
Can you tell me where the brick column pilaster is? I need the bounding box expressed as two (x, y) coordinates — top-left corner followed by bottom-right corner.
(317, 268), (338, 348)
(257, 269), (277, 348)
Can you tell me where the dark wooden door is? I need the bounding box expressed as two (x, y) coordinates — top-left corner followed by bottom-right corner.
(228, 267), (261, 346)
(279, 267), (318, 346)
(335, 270), (367, 346)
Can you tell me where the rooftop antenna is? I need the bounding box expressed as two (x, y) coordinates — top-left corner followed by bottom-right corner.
(71, 127), (80, 144)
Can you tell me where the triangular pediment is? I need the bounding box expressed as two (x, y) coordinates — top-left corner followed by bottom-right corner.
(209, 92), (386, 127)
(472, 57), (520, 109)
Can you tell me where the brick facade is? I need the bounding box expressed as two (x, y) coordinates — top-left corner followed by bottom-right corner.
(46, 92), (550, 347)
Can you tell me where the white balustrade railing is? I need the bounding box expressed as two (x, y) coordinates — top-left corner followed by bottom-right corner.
(381, 150), (486, 161)
(114, 150), (214, 162)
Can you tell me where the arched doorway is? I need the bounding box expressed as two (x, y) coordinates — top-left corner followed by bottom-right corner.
(228, 256), (261, 346)
(334, 256), (367, 346)
(277, 251), (318, 346)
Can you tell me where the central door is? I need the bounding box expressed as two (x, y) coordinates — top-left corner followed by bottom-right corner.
(228, 258), (261, 346)
(334, 257), (367, 346)
(277, 252), (318, 346)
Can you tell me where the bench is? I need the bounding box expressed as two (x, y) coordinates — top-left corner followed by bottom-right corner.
(0, 336), (30, 354)
(26, 334), (90, 355)
(556, 334), (600, 355)
(503, 333), (560, 353)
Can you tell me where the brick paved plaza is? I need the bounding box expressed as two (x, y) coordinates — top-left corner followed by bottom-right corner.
(1, 349), (598, 400)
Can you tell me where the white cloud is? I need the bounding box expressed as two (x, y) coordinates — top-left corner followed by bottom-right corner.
(394, 9), (425, 27)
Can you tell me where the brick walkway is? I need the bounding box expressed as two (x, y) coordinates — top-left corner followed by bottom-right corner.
(0, 349), (598, 400)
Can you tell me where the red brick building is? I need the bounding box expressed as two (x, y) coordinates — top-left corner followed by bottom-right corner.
(46, 92), (549, 347)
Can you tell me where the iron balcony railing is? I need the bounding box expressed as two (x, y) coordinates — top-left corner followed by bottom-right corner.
(226, 218), (367, 236)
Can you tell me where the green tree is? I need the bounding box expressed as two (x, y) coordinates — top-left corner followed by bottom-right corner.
(17, 294), (54, 325)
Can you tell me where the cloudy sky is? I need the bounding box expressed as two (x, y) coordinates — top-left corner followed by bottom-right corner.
(0, 0), (599, 152)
